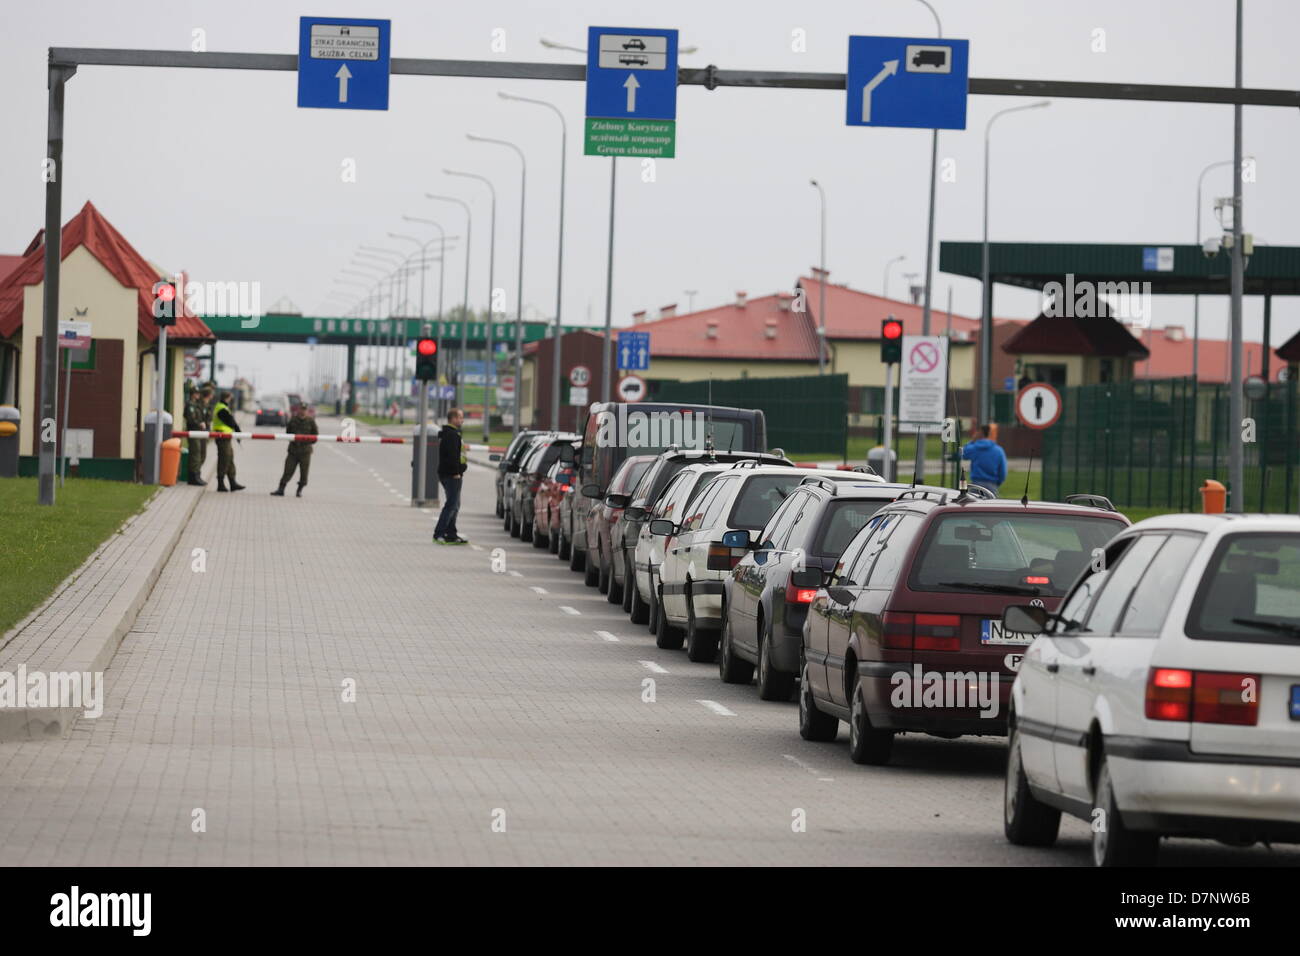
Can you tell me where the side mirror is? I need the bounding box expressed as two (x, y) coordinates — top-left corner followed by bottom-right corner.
(720, 529), (751, 549)
(489, 453), (502, 463)
(826, 587), (857, 606)
(1002, 605), (1048, 635)
(624, 506), (647, 522)
(648, 519), (676, 536)
(789, 568), (825, 589)
(582, 483), (603, 499)
(605, 493), (631, 509)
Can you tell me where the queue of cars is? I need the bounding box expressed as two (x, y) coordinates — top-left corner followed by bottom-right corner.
(485, 402), (1300, 865)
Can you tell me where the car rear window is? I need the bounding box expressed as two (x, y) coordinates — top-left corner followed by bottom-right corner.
(614, 459), (654, 494)
(909, 512), (1123, 597)
(812, 499), (889, 557)
(728, 474), (805, 530)
(1186, 532), (1300, 644)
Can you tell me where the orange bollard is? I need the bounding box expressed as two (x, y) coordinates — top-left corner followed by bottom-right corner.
(1199, 478), (1226, 514)
(160, 437), (183, 487)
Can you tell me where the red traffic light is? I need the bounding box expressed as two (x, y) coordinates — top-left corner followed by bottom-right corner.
(882, 320), (903, 339)
(157, 283), (176, 302)
(417, 338), (437, 356)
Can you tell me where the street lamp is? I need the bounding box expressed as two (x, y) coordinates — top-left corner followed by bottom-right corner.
(914, 0), (942, 336)
(980, 100), (1051, 426)
(882, 255), (905, 300)
(500, 90), (568, 431)
(809, 178), (828, 374)
(468, 133), (528, 437)
(445, 168), (498, 443)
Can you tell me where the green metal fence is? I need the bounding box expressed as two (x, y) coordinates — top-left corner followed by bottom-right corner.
(652, 373), (848, 456)
(1042, 376), (1300, 514)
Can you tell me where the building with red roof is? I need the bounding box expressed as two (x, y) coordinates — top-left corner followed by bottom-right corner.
(0, 201), (215, 479)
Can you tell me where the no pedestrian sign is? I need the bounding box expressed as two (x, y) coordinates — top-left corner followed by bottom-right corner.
(585, 26), (679, 158)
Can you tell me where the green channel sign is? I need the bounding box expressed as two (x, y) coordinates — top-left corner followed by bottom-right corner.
(584, 118), (675, 158)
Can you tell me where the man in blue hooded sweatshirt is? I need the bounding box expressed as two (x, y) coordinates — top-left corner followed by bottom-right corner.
(962, 425), (1007, 496)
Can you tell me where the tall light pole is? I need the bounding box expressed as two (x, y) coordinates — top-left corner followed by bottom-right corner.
(980, 100), (1050, 426)
(445, 169), (497, 443)
(1228, 0), (1245, 511)
(501, 90), (568, 431)
(1194, 157), (1251, 383)
(809, 178), (828, 373)
(883, 255), (905, 300)
(360, 245), (406, 416)
(915, 0), (942, 336)
(426, 196), (473, 411)
(468, 133), (527, 436)
(403, 216), (452, 416)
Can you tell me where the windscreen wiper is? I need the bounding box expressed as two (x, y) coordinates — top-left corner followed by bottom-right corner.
(1232, 617), (1300, 639)
(937, 581), (1042, 596)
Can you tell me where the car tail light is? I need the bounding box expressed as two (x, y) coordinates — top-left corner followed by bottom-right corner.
(914, 613), (960, 651)
(1192, 671), (1260, 726)
(1023, 575), (1050, 585)
(882, 612), (914, 650)
(1145, 667), (1257, 724)
(706, 544), (743, 572)
(560, 484), (571, 492)
(785, 581), (817, 604)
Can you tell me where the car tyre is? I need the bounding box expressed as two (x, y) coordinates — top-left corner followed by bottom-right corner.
(583, 545), (600, 586)
(685, 588), (719, 663)
(620, 554), (635, 612)
(1003, 722), (1061, 847)
(798, 653), (837, 742)
(756, 612), (795, 701)
(521, 518), (534, 543)
(718, 609), (755, 684)
(1091, 756), (1159, 867)
(647, 572), (661, 633)
(559, 528), (573, 562)
(548, 524), (560, 555)
(848, 683), (894, 765)
(531, 522), (547, 548)
(598, 556), (612, 595)
(654, 584), (685, 650)
(629, 558), (650, 625)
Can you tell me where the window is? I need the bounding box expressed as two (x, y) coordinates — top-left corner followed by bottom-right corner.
(863, 514), (922, 589)
(1187, 532), (1300, 644)
(784, 497), (828, 554)
(812, 499), (889, 558)
(699, 479), (736, 530)
(1083, 534), (1166, 635)
(683, 482), (725, 532)
(843, 514), (892, 585)
(761, 492), (807, 550)
(654, 474), (688, 519)
(728, 473), (806, 530)
(1117, 534), (1204, 634)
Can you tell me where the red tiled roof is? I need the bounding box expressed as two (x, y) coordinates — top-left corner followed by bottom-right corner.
(796, 275), (1005, 340)
(629, 293), (822, 361)
(1277, 329), (1300, 365)
(0, 255), (24, 287)
(1136, 328), (1285, 383)
(1002, 312), (1149, 359)
(0, 201), (214, 343)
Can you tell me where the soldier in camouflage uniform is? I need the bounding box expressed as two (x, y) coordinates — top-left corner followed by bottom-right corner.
(184, 385), (213, 486)
(271, 404), (319, 497)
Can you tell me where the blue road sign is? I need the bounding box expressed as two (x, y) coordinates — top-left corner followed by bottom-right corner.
(297, 17), (391, 111)
(845, 36), (969, 130)
(1004, 376), (1016, 392)
(586, 27), (679, 121)
(617, 330), (651, 371)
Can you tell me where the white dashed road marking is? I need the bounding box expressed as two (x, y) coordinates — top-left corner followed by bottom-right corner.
(530, 586), (548, 595)
(595, 630), (620, 642)
(697, 700), (737, 717)
(638, 660), (668, 673)
(559, 606), (581, 616)
(783, 753), (834, 781)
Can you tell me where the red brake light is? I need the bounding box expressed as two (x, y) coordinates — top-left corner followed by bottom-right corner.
(785, 581), (817, 604)
(707, 544), (743, 572)
(882, 611), (914, 650)
(560, 484), (571, 492)
(1024, 575), (1050, 585)
(1146, 668), (1194, 721)
(914, 612), (961, 651)
(1192, 671), (1260, 726)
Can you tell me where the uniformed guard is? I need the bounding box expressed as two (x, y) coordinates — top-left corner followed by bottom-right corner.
(184, 385), (213, 486)
(211, 390), (246, 492)
(271, 404), (318, 497)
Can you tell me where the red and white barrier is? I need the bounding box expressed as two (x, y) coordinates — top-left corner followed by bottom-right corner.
(172, 430), (504, 453)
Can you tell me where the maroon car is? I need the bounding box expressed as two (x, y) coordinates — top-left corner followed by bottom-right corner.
(799, 490), (1130, 765)
(580, 455), (656, 594)
(533, 453), (577, 553)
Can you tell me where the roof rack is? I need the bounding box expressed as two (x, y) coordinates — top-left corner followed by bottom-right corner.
(729, 459), (768, 469)
(1064, 493), (1117, 512)
(896, 488), (952, 503)
(960, 484), (996, 501)
(798, 476), (839, 494)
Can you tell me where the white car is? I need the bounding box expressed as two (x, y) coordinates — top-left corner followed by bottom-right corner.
(650, 464), (882, 663)
(1002, 513), (1300, 866)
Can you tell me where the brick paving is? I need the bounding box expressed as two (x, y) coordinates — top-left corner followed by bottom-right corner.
(0, 424), (1294, 865)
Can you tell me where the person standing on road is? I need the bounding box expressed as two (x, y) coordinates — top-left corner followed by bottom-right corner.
(211, 390), (246, 493)
(271, 403), (318, 498)
(962, 425), (1008, 497)
(184, 385), (212, 486)
(433, 408), (469, 545)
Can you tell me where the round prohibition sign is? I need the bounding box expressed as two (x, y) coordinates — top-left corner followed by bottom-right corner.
(1015, 383), (1062, 429)
(908, 340), (941, 374)
(569, 365), (591, 387)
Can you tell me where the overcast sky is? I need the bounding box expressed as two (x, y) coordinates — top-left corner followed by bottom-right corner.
(4, 0), (1298, 392)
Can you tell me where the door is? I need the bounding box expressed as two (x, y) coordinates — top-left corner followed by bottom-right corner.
(806, 518), (877, 703)
(736, 491), (807, 655)
(826, 514), (893, 707)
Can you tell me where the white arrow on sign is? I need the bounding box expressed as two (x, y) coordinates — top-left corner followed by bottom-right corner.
(861, 59), (899, 124)
(335, 63), (352, 103)
(624, 74), (640, 112)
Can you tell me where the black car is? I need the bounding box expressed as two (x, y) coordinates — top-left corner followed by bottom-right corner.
(721, 477), (942, 700)
(608, 448), (793, 620)
(492, 430), (545, 518)
(508, 433), (579, 541)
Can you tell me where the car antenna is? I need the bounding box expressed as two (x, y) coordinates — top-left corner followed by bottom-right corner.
(707, 375), (715, 450)
(1020, 449), (1035, 507)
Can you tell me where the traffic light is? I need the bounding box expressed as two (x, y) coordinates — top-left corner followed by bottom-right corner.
(152, 279), (177, 327)
(881, 317), (903, 364)
(415, 337), (438, 381)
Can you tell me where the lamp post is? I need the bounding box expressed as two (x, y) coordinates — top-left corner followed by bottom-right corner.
(1194, 157), (1251, 383)
(914, 0), (941, 336)
(1228, 0), (1245, 512)
(500, 90), (568, 431)
(883, 255), (905, 300)
(426, 196), (473, 411)
(809, 178), (828, 374)
(468, 133), (527, 436)
(445, 169), (497, 443)
(360, 246), (406, 416)
(980, 100), (1051, 426)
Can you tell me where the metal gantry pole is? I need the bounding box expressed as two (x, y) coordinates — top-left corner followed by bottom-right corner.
(38, 63), (72, 505)
(601, 158), (617, 404)
(1228, 0), (1245, 512)
(915, 0), (942, 339)
(810, 178), (827, 374)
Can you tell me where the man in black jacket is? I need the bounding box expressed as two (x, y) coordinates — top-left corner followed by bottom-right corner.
(433, 408), (469, 545)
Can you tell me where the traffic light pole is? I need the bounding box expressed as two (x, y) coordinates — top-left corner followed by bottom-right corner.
(152, 324), (167, 484)
(415, 322), (431, 507)
(882, 361), (895, 482)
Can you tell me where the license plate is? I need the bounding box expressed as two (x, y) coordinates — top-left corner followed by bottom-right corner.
(1290, 686), (1300, 721)
(981, 619), (1035, 646)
